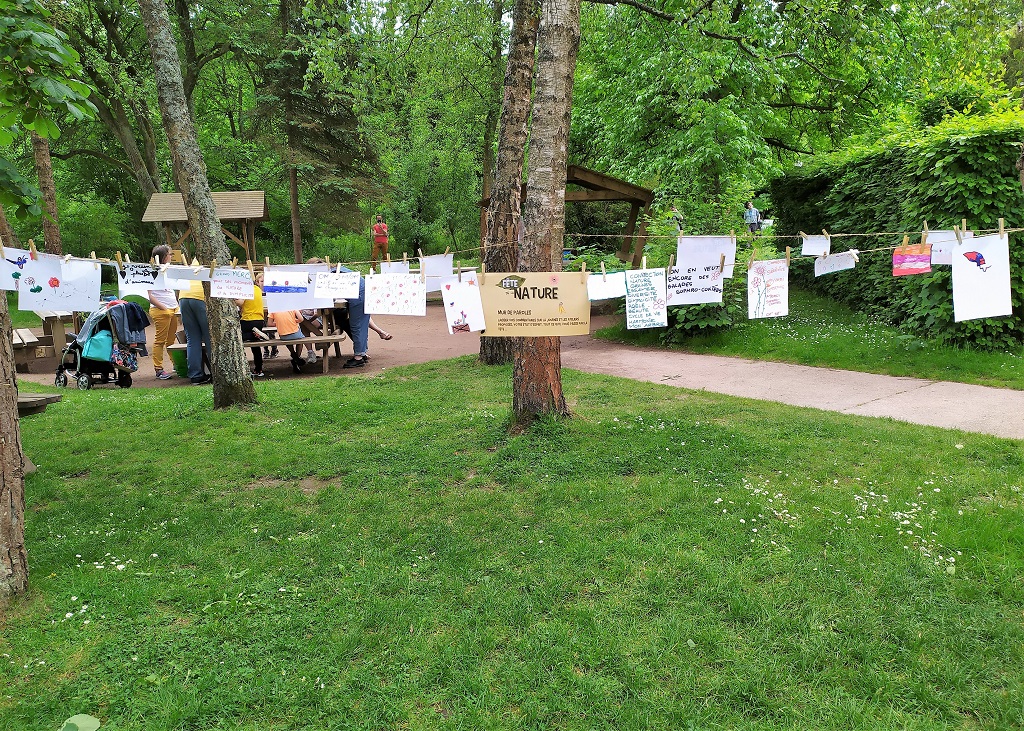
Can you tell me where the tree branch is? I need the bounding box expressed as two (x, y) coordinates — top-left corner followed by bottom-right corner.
(51, 148), (136, 177)
(774, 52), (843, 85)
(764, 136), (813, 155)
(584, 0), (674, 21)
(699, 29), (756, 57)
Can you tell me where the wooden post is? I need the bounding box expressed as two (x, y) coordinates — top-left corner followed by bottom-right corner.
(618, 202), (640, 262)
(630, 204), (652, 267)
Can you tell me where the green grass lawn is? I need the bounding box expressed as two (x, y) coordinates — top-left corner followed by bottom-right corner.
(597, 288), (1024, 390)
(4, 359), (1024, 730)
(6, 292), (42, 329)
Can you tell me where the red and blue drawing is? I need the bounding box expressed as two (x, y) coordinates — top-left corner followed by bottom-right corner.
(962, 251), (990, 272)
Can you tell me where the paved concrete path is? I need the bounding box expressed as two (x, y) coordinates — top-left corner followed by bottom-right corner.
(562, 332), (1024, 440)
(20, 305), (1024, 439)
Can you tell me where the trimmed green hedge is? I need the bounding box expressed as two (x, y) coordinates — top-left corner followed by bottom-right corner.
(770, 112), (1024, 350)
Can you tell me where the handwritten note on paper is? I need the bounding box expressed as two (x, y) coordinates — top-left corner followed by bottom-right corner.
(666, 265), (724, 306)
(0, 247), (31, 291)
(587, 271), (626, 300)
(813, 251), (858, 277)
(893, 244), (932, 276)
(625, 269), (668, 329)
(313, 271), (361, 299)
(677, 236), (736, 278)
(440, 279), (486, 334)
(210, 268), (254, 299)
(118, 262), (164, 298)
(953, 233), (1012, 322)
(365, 273), (427, 316)
(929, 229), (973, 266)
(748, 259), (789, 319)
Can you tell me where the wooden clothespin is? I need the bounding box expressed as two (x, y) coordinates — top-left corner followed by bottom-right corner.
(247, 260), (255, 280)
(953, 225), (963, 246)
(209, 259), (217, 278)
(785, 246), (791, 267)
(386, 252), (391, 263)
(580, 259), (587, 283)
(403, 252), (408, 264)
(149, 256), (155, 265)
(799, 230), (808, 240)
(336, 262), (341, 274)
(325, 255), (331, 268)
(999, 217), (1005, 237)
(961, 218), (967, 233)
(28, 239), (37, 259)
(115, 251), (123, 269)
(747, 250), (757, 271)
(0, 235), (5, 260)
(730, 229), (737, 248)
(641, 256), (647, 270)
(264, 256), (271, 270)
(64, 254), (72, 263)
(921, 220), (929, 247)
(231, 257), (238, 269)
(901, 234), (910, 248)
(125, 254), (132, 263)
(601, 261), (607, 282)
(458, 260), (462, 282)
(444, 247), (450, 255)
(851, 250), (860, 263)
(479, 261), (486, 284)
(718, 253), (725, 273)
(822, 229), (831, 247)
(417, 248), (423, 259)
(90, 251), (98, 270)
(668, 254), (675, 271)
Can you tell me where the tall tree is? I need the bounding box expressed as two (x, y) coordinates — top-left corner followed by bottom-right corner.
(0, 206), (22, 248)
(137, 0), (256, 408)
(512, 0), (581, 424)
(480, 0), (540, 365)
(31, 132), (63, 254)
(0, 0), (95, 603)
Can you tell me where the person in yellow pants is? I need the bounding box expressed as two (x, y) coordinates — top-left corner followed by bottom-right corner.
(148, 245), (179, 380)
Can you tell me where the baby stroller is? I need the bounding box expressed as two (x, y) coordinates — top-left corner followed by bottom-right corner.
(55, 300), (148, 390)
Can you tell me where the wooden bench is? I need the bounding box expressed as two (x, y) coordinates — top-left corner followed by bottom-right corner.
(35, 310), (77, 353)
(18, 392), (63, 417)
(168, 333), (349, 374)
(12, 328), (40, 372)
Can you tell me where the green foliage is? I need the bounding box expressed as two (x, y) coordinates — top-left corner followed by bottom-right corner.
(771, 111), (1024, 349)
(0, 0), (96, 217)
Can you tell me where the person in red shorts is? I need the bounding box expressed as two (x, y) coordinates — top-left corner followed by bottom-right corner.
(371, 214), (389, 266)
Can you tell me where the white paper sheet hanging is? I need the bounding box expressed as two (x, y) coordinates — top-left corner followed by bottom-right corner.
(587, 271), (626, 300)
(952, 233), (1012, 322)
(263, 265), (334, 310)
(813, 251), (858, 277)
(624, 269), (668, 329)
(365, 273), (427, 316)
(929, 229), (973, 266)
(677, 235), (735, 278)
(117, 262), (164, 298)
(0, 247), (32, 291)
(420, 254), (454, 292)
(666, 265), (724, 305)
(801, 234), (830, 258)
(748, 259), (789, 319)
(439, 277), (486, 333)
(210, 268), (254, 300)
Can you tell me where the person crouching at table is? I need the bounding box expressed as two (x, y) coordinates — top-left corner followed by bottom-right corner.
(267, 309), (306, 373)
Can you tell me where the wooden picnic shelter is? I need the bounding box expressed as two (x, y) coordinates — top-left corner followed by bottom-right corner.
(142, 191), (269, 262)
(479, 165), (654, 266)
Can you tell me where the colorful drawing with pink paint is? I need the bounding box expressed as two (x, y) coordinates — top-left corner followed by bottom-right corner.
(892, 244), (932, 276)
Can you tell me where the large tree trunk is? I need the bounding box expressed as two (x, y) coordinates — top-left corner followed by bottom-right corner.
(0, 293), (27, 602)
(139, 0), (257, 408)
(480, 0), (541, 366)
(512, 0), (580, 424)
(0, 206), (21, 249)
(31, 132), (62, 255)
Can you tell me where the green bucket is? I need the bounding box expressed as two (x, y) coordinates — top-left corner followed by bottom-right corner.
(168, 348), (189, 378)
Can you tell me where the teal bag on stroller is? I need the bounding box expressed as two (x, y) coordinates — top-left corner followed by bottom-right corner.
(81, 330), (113, 361)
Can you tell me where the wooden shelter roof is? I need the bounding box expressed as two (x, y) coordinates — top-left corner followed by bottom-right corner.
(479, 165), (653, 207)
(142, 191), (269, 223)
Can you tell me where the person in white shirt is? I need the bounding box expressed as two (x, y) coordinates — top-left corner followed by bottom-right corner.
(147, 245), (178, 380)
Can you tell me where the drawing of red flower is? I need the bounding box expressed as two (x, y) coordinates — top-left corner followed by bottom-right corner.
(48, 277), (60, 288)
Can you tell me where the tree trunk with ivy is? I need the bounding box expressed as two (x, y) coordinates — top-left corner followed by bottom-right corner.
(0, 291), (27, 602)
(138, 0), (256, 408)
(31, 132), (62, 255)
(511, 0), (579, 424)
(480, 0), (540, 366)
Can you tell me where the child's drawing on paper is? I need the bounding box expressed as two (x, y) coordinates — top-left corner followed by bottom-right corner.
(747, 259), (789, 319)
(441, 278), (485, 334)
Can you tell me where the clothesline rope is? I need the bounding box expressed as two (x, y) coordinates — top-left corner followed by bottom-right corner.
(9, 225), (1020, 273)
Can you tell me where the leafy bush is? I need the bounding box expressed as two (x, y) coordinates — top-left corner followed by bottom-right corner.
(770, 111), (1024, 350)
